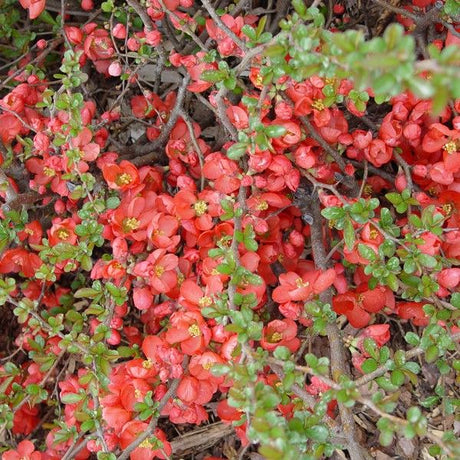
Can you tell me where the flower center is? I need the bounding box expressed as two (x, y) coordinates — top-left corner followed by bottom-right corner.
(194, 200), (208, 216)
(270, 332), (283, 342)
(311, 99), (325, 111)
(442, 203), (453, 216)
(199, 296), (212, 307)
(257, 200), (269, 211)
(116, 172), (132, 186)
(142, 358), (153, 369)
(155, 265), (165, 277)
(369, 229), (379, 240)
(296, 278), (309, 288)
(202, 361), (213, 370)
(139, 439), (153, 448)
(57, 229), (70, 240)
(43, 166), (56, 177)
(123, 217), (140, 232)
(188, 324), (201, 337)
(134, 389), (142, 399)
(363, 184), (373, 196)
(444, 141), (457, 154)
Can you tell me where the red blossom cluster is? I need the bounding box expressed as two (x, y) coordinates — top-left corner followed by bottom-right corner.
(1, 0), (460, 458)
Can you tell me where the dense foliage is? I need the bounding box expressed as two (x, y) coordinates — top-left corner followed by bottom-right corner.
(0, 0), (460, 459)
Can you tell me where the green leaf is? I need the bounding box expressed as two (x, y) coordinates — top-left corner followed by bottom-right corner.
(390, 369), (405, 386)
(418, 253), (437, 269)
(241, 24), (256, 41)
(425, 345), (439, 363)
(358, 243), (377, 262)
(405, 332), (420, 346)
(226, 142), (247, 160)
(305, 425), (329, 443)
(61, 393), (84, 404)
(273, 346), (290, 360)
(444, 0), (460, 18)
(343, 217), (355, 251)
(361, 358), (378, 374)
(200, 69), (227, 83)
(321, 206), (345, 220)
(265, 124), (287, 138)
(406, 406), (421, 423)
(451, 292), (460, 308)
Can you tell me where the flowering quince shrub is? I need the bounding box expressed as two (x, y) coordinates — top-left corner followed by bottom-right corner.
(1, 0), (460, 459)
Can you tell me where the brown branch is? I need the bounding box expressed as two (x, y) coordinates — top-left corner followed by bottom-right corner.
(299, 115), (360, 196)
(122, 73), (190, 165)
(302, 185), (368, 460)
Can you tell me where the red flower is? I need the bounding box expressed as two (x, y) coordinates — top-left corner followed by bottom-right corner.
(189, 351), (224, 381)
(2, 439), (42, 460)
(0, 113), (22, 144)
(176, 375), (215, 404)
(18, 0), (45, 19)
(364, 139), (393, 167)
(110, 192), (156, 241)
(173, 189), (221, 231)
(178, 278), (222, 311)
(102, 160), (140, 191)
(202, 152), (241, 193)
(142, 335), (184, 381)
(333, 284), (388, 328)
(84, 28), (114, 61)
(147, 213), (180, 251)
(356, 324), (391, 349)
(396, 302), (429, 326)
(133, 249), (178, 294)
(48, 217), (78, 246)
(260, 319), (300, 352)
(0, 248), (42, 278)
(206, 14), (245, 56)
(120, 422), (171, 460)
(165, 310), (211, 355)
(18, 220), (43, 245)
(272, 268), (336, 303)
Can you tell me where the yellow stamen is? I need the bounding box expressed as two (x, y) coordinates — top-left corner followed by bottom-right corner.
(270, 332), (283, 342)
(57, 229), (70, 240)
(199, 296), (212, 307)
(257, 200), (269, 211)
(188, 324), (201, 337)
(194, 200), (208, 216)
(43, 167), (56, 177)
(311, 99), (325, 111)
(444, 141), (457, 154)
(296, 278), (310, 288)
(116, 172), (132, 186)
(142, 358), (153, 369)
(369, 229), (379, 240)
(123, 217), (140, 232)
(155, 265), (165, 277)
